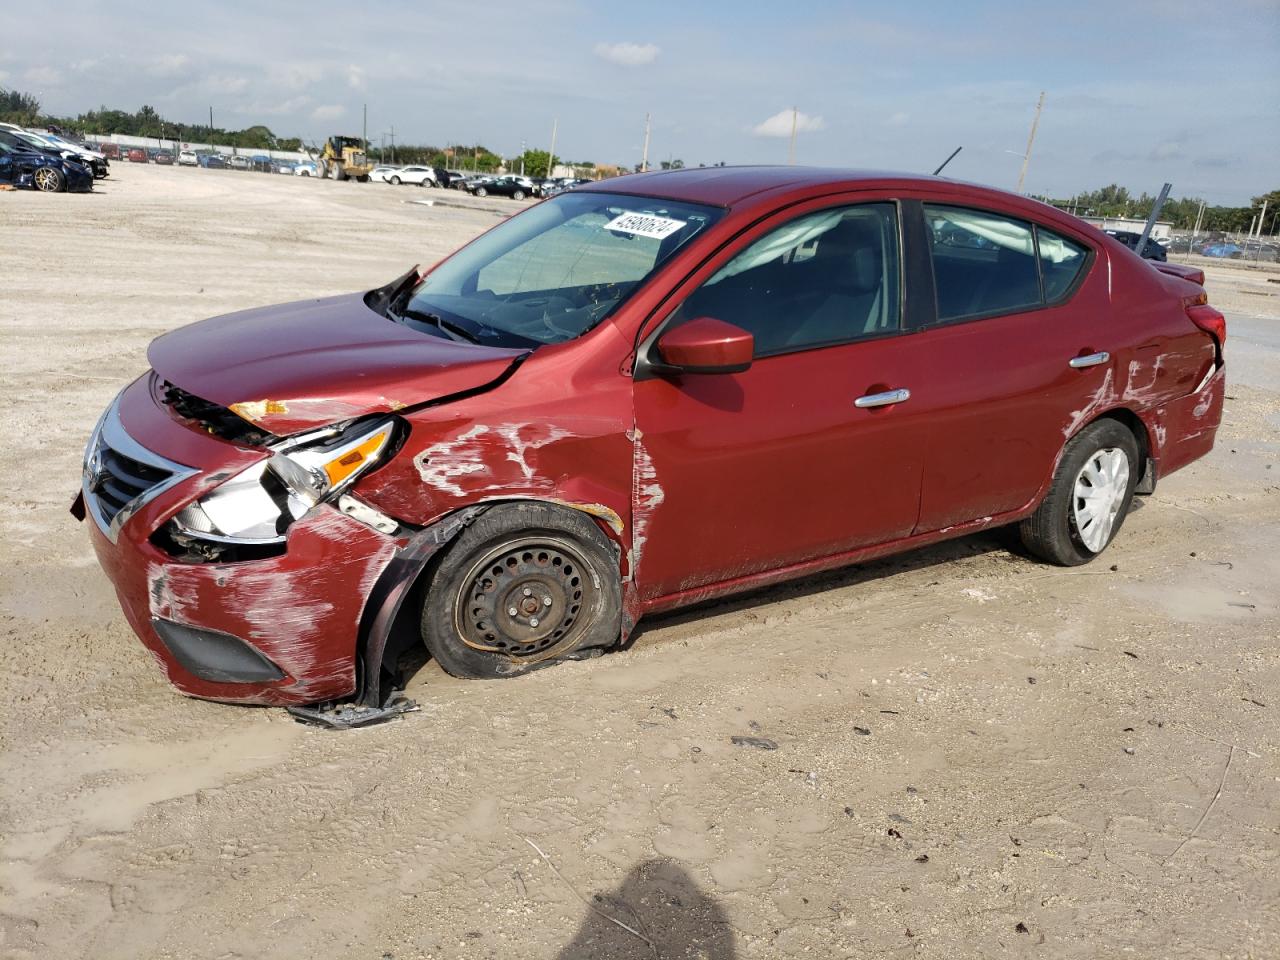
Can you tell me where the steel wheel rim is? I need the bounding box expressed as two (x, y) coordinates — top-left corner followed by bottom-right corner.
(34, 168), (58, 191)
(453, 535), (596, 661)
(1072, 447), (1129, 552)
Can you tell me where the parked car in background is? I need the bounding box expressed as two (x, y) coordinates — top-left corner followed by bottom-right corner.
(1105, 229), (1167, 262)
(368, 165), (399, 183)
(199, 153), (229, 169)
(127, 148), (147, 163)
(250, 156), (272, 173)
(1200, 242), (1244, 258)
(388, 164), (438, 187)
(446, 170), (471, 189)
(99, 142), (122, 161)
(273, 161), (295, 174)
(228, 155), (252, 171)
(7, 128), (108, 178)
(72, 168), (1228, 711)
(178, 150), (199, 166)
(468, 175), (532, 199)
(0, 140), (93, 192)
(154, 151), (174, 166)
(293, 160), (320, 177)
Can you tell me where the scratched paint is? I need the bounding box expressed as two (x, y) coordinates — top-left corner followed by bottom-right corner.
(413, 424), (492, 495)
(630, 430), (665, 578)
(1063, 367), (1115, 439)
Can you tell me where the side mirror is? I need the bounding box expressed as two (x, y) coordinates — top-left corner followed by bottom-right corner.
(654, 317), (754, 374)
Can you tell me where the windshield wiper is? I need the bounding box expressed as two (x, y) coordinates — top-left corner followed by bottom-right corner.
(396, 307), (482, 344)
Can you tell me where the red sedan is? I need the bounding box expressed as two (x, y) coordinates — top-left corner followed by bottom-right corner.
(74, 168), (1226, 715)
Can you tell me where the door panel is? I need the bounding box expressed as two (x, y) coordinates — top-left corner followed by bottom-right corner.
(630, 195), (929, 602)
(908, 205), (1112, 532)
(633, 340), (928, 600)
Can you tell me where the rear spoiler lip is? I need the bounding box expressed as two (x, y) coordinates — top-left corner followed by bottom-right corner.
(1151, 261), (1205, 285)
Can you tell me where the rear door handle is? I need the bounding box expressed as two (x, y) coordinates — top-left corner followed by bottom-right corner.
(1069, 351), (1110, 369)
(854, 388), (910, 409)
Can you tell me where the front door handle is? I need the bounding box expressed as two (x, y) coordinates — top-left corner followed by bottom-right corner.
(1069, 351), (1110, 369)
(854, 388), (911, 409)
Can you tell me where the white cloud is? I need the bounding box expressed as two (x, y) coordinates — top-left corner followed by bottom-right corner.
(346, 64), (366, 90)
(311, 104), (346, 121)
(148, 53), (190, 77)
(23, 65), (62, 86)
(888, 111), (909, 126)
(205, 73), (250, 95)
(593, 41), (660, 67)
(751, 109), (825, 138)
(0, 70), (8, 84)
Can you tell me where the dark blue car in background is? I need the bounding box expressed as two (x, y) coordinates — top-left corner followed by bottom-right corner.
(0, 140), (93, 192)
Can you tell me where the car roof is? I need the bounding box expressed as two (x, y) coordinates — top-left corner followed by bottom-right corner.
(584, 165), (1050, 211)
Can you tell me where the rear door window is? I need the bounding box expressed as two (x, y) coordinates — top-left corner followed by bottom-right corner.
(1037, 227), (1089, 302)
(924, 205), (1041, 322)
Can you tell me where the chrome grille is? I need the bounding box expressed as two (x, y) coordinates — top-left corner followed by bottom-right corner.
(83, 395), (195, 542)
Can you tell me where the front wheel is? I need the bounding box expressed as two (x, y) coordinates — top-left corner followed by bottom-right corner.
(421, 503), (621, 679)
(33, 167), (64, 192)
(512, 189), (525, 200)
(475, 186), (487, 197)
(1020, 419), (1139, 566)
(390, 175), (401, 185)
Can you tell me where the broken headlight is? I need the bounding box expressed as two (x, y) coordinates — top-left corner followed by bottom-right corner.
(170, 418), (397, 546)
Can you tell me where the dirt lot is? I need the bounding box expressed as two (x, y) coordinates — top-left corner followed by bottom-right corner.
(2, 163), (1278, 960)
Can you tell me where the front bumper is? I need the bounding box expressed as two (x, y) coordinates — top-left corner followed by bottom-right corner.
(81, 377), (400, 705)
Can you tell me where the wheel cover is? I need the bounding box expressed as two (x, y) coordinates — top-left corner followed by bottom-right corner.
(453, 536), (595, 661)
(1072, 447), (1130, 552)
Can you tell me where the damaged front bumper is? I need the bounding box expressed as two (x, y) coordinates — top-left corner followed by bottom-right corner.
(77, 377), (403, 706)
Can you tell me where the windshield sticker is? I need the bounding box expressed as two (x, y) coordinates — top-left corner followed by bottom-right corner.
(604, 212), (688, 240)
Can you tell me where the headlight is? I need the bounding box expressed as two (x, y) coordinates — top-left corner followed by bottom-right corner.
(171, 418), (396, 544)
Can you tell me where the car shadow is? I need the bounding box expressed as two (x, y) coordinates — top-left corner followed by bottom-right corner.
(552, 858), (737, 960)
(624, 526), (1022, 649)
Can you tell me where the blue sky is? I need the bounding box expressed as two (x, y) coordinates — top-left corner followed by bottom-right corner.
(5, 0), (1277, 204)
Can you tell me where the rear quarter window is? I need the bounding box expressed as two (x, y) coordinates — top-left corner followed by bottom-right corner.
(1037, 228), (1089, 302)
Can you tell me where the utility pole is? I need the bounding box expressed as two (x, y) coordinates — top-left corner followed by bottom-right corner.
(1015, 91), (1045, 194)
(548, 118), (558, 178)
(640, 113), (650, 172)
(1188, 200), (1205, 258)
(362, 104), (367, 154)
(787, 107), (798, 165)
(1255, 199), (1268, 240)
(384, 126), (396, 164)
(520, 138), (526, 176)
(209, 106), (214, 142)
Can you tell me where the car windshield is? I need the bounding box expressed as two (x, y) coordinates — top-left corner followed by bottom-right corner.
(399, 191), (724, 347)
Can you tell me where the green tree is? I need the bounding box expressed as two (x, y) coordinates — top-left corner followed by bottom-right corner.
(0, 87), (41, 124)
(518, 149), (554, 177)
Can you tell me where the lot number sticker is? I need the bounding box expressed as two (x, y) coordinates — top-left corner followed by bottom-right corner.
(604, 212), (688, 240)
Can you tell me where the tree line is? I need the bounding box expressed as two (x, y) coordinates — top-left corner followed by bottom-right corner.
(1, 88), (302, 151)
(1039, 183), (1279, 234)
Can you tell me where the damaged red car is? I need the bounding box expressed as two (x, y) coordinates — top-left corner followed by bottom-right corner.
(76, 167), (1226, 713)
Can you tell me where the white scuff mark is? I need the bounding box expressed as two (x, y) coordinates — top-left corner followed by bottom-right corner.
(1192, 393), (1213, 419)
(1122, 355), (1166, 403)
(1063, 367), (1114, 439)
(961, 587), (996, 603)
(631, 436), (665, 576)
(495, 423), (574, 480)
(413, 425), (491, 495)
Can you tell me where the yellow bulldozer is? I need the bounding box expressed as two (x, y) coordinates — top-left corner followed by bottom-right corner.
(316, 136), (373, 181)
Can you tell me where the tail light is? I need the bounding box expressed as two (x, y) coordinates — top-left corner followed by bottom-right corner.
(1185, 297), (1227, 350)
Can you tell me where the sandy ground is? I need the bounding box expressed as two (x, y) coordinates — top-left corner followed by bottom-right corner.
(2, 163), (1278, 960)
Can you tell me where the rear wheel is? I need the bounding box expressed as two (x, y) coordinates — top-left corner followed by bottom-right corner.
(513, 189), (526, 200)
(475, 186), (487, 197)
(1020, 419), (1139, 566)
(421, 503), (621, 679)
(33, 167), (64, 192)
(333, 165), (347, 181)
(390, 175), (401, 185)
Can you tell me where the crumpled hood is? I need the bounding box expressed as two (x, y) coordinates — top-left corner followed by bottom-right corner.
(148, 292), (527, 434)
